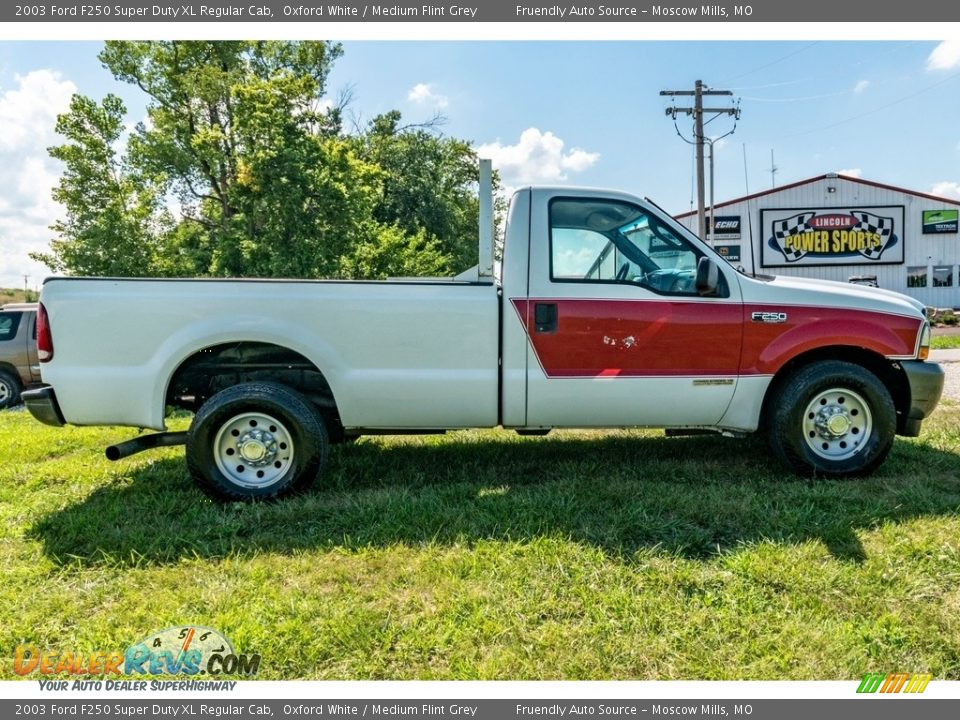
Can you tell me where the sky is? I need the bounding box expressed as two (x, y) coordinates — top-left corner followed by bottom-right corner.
(1, 39), (959, 289)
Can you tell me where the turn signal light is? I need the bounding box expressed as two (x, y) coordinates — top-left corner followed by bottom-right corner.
(918, 322), (931, 361)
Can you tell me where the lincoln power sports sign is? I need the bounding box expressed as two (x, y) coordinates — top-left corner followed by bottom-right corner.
(760, 206), (904, 268)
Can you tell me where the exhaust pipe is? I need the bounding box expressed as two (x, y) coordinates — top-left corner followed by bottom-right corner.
(105, 431), (188, 461)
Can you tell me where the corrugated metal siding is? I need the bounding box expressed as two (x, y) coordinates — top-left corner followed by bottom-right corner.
(676, 176), (960, 308)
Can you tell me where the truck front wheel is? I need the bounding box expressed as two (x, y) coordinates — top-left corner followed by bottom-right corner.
(186, 382), (329, 500)
(768, 360), (895, 477)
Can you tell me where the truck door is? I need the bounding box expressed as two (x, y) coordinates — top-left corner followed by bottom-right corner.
(520, 191), (743, 428)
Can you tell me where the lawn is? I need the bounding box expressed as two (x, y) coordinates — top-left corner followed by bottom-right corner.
(932, 333), (960, 350)
(1, 403), (959, 680)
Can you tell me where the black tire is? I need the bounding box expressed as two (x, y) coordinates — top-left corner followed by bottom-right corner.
(0, 370), (22, 410)
(768, 360), (895, 477)
(186, 381), (329, 500)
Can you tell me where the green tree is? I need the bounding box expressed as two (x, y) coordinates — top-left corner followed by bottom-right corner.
(339, 224), (452, 280)
(360, 111), (483, 273)
(31, 94), (169, 276)
(109, 40), (361, 278)
(38, 41), (490, 281)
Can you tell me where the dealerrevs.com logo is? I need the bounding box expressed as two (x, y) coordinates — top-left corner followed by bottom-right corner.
(857, 673), (932, 694)
(13, 626), (261, 684)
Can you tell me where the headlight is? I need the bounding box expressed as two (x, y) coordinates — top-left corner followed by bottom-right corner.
(918, 322), (931, 360)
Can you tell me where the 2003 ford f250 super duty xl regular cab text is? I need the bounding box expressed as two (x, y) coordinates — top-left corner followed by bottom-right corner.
(24, 162), (945, 499)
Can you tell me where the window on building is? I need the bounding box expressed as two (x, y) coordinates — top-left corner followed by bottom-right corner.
(907, 266), (928, 288)
(933, 265), (954, 288)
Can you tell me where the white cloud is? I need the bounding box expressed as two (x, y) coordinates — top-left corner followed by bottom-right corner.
(475, 128), (600, 188)
(407, 83), (448, 109)
(853, 80), (870, 95)
(931, 181), (960, 200)
(836, 168), (863, 178)
(0, 70), (76, 289)
(927, 41), (960, 71)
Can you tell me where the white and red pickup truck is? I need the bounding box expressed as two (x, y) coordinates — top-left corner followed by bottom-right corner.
(24, 163), (944, 499)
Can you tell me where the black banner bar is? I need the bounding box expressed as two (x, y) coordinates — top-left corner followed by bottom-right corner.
(3, 0), (957, 23)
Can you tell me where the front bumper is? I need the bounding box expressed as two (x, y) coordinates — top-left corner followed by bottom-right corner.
(898, 360), (944, 437)
(22, 385), (66, 427)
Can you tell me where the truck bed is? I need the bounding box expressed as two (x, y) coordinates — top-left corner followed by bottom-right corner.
(40, 277), (500, 431)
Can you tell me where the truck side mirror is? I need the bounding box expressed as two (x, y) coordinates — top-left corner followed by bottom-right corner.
(695, 256), (720, 296)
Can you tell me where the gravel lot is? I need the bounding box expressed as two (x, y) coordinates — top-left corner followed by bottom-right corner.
(942, 360), (960, 402)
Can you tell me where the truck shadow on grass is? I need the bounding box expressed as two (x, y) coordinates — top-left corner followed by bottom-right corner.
(28, 431), (960, 568)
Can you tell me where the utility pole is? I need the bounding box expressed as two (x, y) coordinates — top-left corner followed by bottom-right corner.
(23, 275), (29, 301)
(661, 80), (740, 242)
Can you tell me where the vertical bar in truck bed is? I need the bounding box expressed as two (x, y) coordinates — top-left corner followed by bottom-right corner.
(479, 158), (494, 280)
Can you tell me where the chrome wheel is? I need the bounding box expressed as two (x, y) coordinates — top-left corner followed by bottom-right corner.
(801, 387), (873, 461)
(213, 412), (294, 489)
(187, 382), (329, 500)
(0, 381), (9, 405)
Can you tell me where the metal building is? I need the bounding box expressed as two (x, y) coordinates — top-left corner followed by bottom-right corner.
(675, 173), (960, 308)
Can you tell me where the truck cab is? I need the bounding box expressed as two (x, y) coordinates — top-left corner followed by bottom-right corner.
(502, 188), (743, 430)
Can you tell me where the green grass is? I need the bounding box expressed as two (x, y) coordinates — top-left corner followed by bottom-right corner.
(1, 405), (959, 680)
(932, 334), (960, 350)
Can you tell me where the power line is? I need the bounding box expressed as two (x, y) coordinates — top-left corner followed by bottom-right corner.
(784, 69), (960, 137)
(739, 90), (850, 103)
(727, 42), (924, 96)
(719, 42), (820, 85)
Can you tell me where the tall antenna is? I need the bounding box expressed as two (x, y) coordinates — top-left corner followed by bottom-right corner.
(744, 145), (757, 276)
(769, 149), (778, 189)
(742, 144), (750, 195)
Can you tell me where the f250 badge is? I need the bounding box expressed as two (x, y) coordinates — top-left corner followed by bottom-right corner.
(751, 311), (788, 323)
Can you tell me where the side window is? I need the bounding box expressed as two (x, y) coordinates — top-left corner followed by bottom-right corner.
(0, 312), (22, 341)
(549, 198), (711, 296)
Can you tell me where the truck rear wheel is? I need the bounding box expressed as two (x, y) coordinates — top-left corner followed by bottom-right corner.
(186, 382), (329, 500)
(768, 360), (895, 477)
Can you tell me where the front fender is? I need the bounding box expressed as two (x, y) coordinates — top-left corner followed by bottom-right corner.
(741, 305), (921, 376)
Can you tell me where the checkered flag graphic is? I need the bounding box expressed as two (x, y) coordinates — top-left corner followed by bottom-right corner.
(773, 212), (816, 261)
(849, 211), (893, 260)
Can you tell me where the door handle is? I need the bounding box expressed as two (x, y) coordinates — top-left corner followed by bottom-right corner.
(534, 303), (557, 333)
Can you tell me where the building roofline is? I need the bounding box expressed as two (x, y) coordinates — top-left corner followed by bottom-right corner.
(674, 173), (960, 218)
